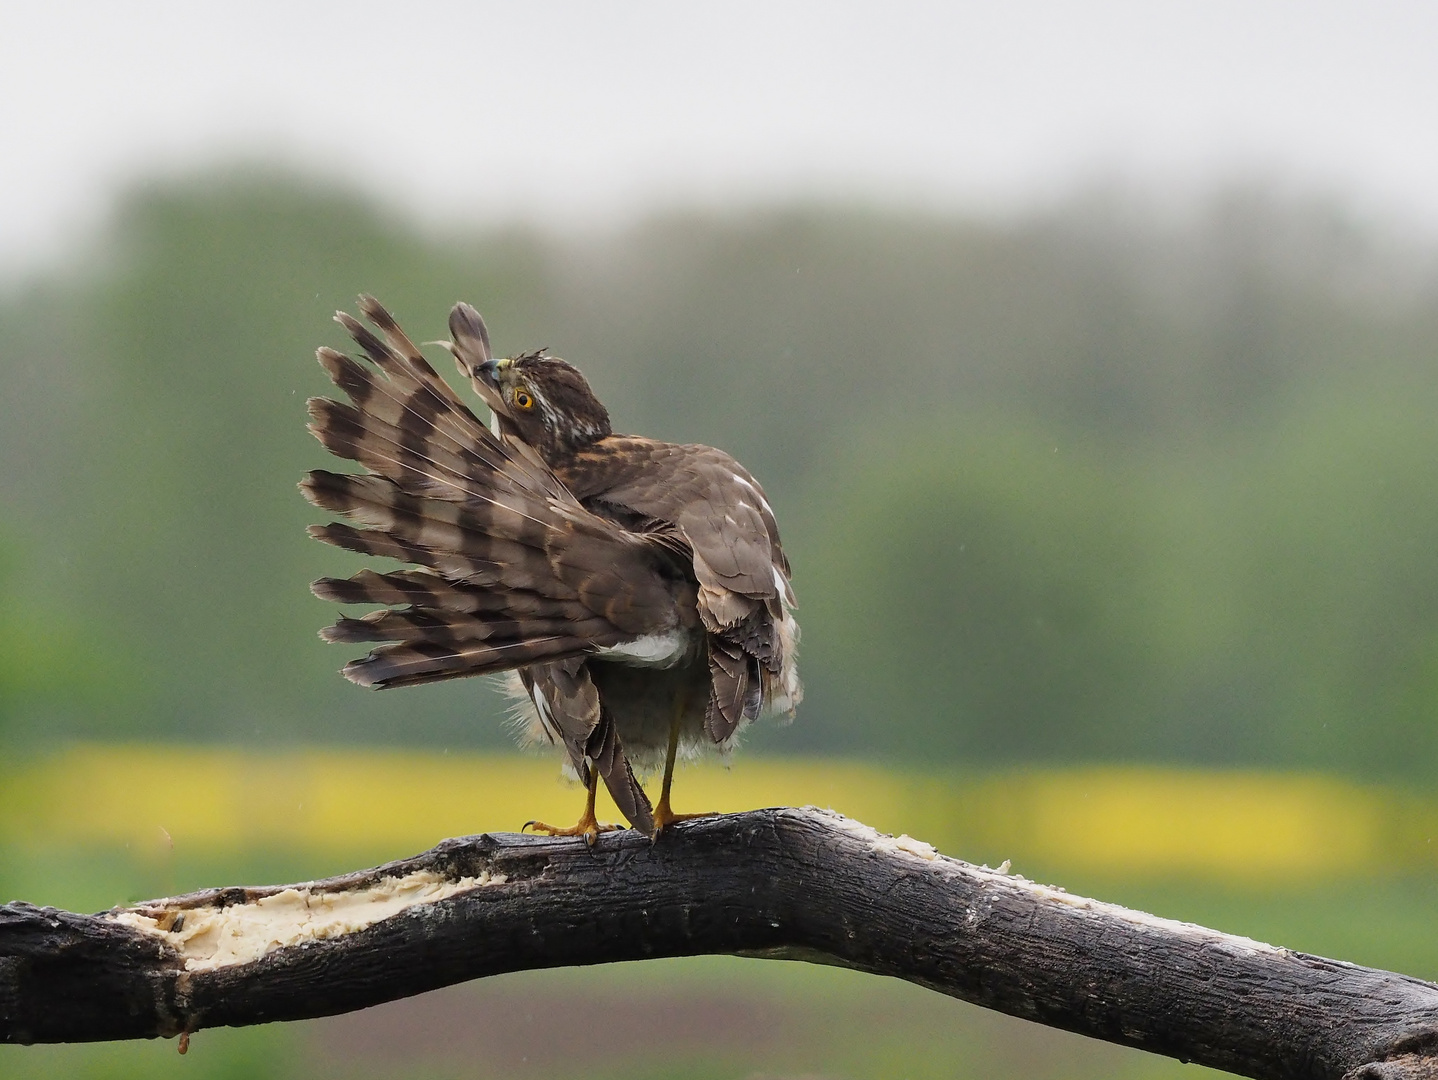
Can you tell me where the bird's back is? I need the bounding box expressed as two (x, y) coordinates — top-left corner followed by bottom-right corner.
(553, 434), (801, 745)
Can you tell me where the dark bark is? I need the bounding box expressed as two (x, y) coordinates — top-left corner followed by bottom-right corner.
(2, 807), (1436, 1079)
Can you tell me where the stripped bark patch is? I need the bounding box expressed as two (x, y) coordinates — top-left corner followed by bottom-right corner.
(111, 868), (504, 970)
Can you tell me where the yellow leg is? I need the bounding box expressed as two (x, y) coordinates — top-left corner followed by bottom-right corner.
(652, 701), (716, 831)
(523, 771), (620, 845)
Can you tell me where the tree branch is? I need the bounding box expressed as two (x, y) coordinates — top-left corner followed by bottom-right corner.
(2, 808), (1436, 1079)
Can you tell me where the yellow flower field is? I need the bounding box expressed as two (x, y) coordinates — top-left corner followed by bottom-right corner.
(3, 745), (1432, 884)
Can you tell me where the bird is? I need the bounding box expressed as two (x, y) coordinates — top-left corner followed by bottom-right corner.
(300, 296), (800, 839)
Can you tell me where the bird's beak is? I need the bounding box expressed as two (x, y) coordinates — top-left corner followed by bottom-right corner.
(463, 357), (510, 419)
(476, 359), (501, 390)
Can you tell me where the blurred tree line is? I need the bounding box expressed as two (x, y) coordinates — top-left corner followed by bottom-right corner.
(1, 169), (1436, 779)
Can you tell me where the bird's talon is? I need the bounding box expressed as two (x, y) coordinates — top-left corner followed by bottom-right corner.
(522, 817), (621, 841)
(653, 806), (719, 832)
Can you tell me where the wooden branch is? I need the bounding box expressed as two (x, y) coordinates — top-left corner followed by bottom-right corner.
(3, 808), (1437, 1079)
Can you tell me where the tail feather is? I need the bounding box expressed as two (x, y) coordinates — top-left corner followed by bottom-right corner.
(586, 706), (654, 836)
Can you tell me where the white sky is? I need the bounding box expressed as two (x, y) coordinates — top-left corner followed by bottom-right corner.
(3, 1), (1437, 272)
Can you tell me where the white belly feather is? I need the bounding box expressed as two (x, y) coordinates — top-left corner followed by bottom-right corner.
(594, 628), (694, 668)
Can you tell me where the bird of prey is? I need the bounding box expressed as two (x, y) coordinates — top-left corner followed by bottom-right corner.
(300, 297), (801, 838)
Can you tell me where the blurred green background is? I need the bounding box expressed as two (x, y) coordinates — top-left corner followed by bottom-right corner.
(3, 170), (1438, 1079)
(4, 170), (1438, 774)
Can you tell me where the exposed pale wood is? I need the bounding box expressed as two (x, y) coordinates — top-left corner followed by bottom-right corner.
(3, 808), (1437, 1079)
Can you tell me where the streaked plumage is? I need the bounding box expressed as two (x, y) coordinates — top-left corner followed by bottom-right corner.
(301, 297), (800, 837)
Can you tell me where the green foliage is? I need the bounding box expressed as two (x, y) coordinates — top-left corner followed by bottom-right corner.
(790, 422), (1163, 762)
(1233, 389), (1438, 773)
(782, 388), (1438, 777)
(2, 170), (1437, 777)
(0, 532), (106, 737)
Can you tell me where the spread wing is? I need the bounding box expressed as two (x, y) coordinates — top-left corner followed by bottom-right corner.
(301, 297), (676, 828)
(557, 436), (799, 742)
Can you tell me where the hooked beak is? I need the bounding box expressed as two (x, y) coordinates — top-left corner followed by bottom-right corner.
(476, 358), (501, 390)
(435, 341), (507, 416)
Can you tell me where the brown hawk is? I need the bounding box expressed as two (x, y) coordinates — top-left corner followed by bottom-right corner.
(300, 297), (800, 838)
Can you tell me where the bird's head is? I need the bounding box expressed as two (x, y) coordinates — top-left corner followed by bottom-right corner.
(477, 351), (614, 461)
(446, 302), (612, 462)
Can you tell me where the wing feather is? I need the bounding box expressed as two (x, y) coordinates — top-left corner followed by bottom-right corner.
(304, 299), (685, 692)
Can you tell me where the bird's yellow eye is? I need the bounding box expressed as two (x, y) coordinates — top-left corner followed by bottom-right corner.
(513, 388), (534, 410)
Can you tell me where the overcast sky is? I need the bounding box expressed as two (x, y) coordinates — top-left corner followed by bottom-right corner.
(3, 1), (1436, 273)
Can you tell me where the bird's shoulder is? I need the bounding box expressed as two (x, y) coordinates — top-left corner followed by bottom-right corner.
(555, 435), (754, 507)
(554, 435), (792, 604)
